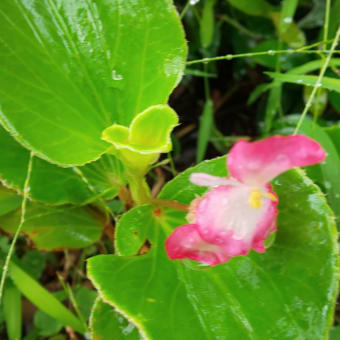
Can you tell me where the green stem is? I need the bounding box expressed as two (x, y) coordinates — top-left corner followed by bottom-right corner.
(127, 173), (151, 205)
(294, 25), (340, 134)
(0, 152), (34, 303)
(186, 47), (340, 65)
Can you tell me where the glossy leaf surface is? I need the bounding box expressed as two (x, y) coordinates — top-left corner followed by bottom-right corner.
(88, 157), (338, 340)
(0, 203), (104, 250)
(90, 298), (140, 340)
(0, 124), (122, 204)
(0, 0), (187, 166)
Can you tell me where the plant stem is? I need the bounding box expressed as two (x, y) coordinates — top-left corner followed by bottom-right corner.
(294, 25), (340, 134)
(152, 199), (189, 212)
(186, 47), (339, 65)
(127, 173), (151, 205)
(0, 152), (34, 303)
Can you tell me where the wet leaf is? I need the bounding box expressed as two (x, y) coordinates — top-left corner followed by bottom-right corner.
(0, 125), (122, 205)
(90, 298), (140, 340)
(0, 0), (187, 166)
(0, 203), (104, 250)
(88, 157), (339, 340)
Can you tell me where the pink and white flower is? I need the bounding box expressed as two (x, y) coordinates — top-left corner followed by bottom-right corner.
(165, 135), (326, 266)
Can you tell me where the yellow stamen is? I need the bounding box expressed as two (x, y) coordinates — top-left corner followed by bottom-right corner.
(249, 190), (277, 209)
(249, 189), (262, 209)
(264, 192), (278, 202)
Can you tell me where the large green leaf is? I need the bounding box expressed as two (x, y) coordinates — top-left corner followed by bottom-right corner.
(0, 203), (104, 250)
(88, 157), (339, 340)
(0, 125), (122, 204)
(90, 298), (140, 340)
(0, 0), (187, 166)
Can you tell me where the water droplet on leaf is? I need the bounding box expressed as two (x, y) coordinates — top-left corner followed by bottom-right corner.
(112, 70), (123, 81)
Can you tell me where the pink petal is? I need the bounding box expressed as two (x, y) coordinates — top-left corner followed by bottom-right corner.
(165, 224), (231, 266)
(190, 173), (238, 187)
(227, 135), (326, 186)
(195, 183), (278, 258)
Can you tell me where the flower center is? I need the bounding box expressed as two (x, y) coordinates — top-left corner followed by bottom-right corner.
(249, 189), (277, 209)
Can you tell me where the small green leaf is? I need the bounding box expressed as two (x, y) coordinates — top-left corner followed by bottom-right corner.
(266, 72), (340, 92)
(0, 203), (104, 251)
(3, 283), (21, 340)
(90, 298), (140, 340)
(88, 157), (339, 340)
(102, 105), (178, 173)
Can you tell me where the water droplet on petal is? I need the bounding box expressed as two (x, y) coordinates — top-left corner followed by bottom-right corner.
(297, 79), (303, 83)
(283, 17), (292, 23)
(315, 81), (322, 87)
